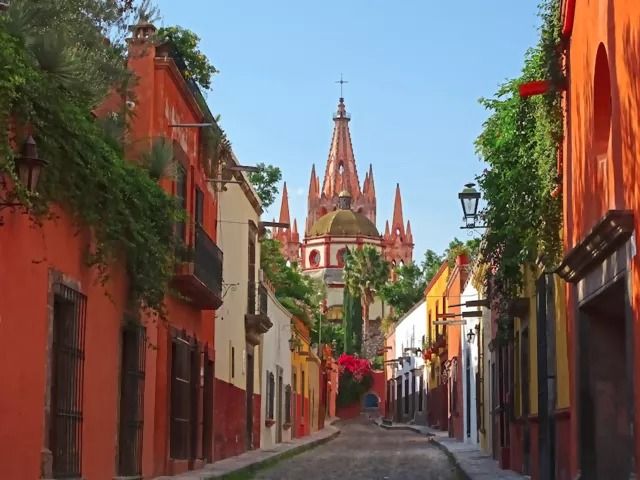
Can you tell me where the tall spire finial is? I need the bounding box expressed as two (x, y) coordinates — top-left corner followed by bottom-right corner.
(335, 73), (348, 99)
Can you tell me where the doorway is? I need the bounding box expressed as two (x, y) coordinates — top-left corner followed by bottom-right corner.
(276, 370), (283, 443)
(246, 349), (254, 450)
(579, 279), (633, 479)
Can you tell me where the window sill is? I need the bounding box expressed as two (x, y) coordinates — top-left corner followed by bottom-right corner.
(265, 419), (276, 427)
(283, 422), (292, 430)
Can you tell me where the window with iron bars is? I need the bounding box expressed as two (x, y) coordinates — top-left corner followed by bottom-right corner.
(50, 283), (87, 479)
(118, 322), (146, 477)
(267, 372), (275, 420)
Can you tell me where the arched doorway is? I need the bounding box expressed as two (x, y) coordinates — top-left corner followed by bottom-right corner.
(363, 393), (379, 409)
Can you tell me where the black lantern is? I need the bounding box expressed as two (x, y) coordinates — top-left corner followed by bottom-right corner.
(466, 328), (476, 344)
(458, 182), (482, 229)
(288, 335), (296, 352)
(16, 136), (47, 194)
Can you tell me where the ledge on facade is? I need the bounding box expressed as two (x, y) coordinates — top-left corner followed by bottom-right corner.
(173, 262), (223, 310)
(244, 313), (273, 346)
(557, 210), (634, 283)
(172, 225), (224, 310)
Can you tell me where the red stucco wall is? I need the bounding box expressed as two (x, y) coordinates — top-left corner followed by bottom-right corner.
(0, 207), (129, 480)
(213, 379), (247, 460)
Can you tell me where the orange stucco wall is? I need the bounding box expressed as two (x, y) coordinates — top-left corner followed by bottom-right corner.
(562, 0), (640, 476)
(127, 39), (219, 476)
(0, 33), (220, 480)
(0, 206), (129, 480)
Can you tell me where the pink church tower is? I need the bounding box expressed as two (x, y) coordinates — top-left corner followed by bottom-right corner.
(305, 97), (377, 234)
(273, 182), (301, 263)
(383, 184), (414, 265)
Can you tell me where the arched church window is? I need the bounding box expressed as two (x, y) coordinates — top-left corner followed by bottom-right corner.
(336, 248), (347, 267)
(338, 162), (344, 175)
(309, 249), (321, 268)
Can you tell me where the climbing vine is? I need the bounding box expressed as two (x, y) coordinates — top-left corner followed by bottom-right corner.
(1, 9), (184, 315)
(475, 0), (563, 344)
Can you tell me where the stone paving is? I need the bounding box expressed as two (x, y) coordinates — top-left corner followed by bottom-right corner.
(252, 417), (459, 480)
(154, 421), (340, 479)
(376, 420), (528, 480)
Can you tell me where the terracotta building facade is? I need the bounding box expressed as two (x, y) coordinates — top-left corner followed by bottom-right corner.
(558, 0), (640, 478)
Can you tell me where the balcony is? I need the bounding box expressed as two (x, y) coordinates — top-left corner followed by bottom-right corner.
(245, 282), (272, 345)
(173, 224), (223, 310)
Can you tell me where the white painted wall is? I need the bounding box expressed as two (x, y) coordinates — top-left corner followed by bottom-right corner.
(461, 281), (479, 444)
(260, 289), (293, 449)
(393, 301), (427, 413)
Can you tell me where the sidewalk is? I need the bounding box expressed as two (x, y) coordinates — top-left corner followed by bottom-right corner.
(155, 420), (340, 480)
(374, 419), (527, 480)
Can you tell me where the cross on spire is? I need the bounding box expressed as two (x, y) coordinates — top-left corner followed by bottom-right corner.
(335, 73), (348, 98)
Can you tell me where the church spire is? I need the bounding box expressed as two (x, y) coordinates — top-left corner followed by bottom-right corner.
(308, 164), (319, 199)
(279, 182), (291, 225)
(391, 183), (405, 237)
(321, 97), (361, 198)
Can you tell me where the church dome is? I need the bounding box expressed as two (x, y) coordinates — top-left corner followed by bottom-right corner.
(309, 209), (379, 237)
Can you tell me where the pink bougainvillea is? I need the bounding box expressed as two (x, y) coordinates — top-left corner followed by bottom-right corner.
(338, 353), (372, 382)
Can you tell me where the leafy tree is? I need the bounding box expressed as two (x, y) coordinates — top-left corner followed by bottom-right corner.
(157, 26), (218, 91)
(380, 262), (426, 318)
(444, 237), (480, 269)
(421, 249), (444, 284)
(342, 288), (363, 354)
(0, 0), (186, 315)
(260, 237), (323, 325)
(343, 246), (389, 341)
(475, 0), (562, 344)
(248, 163), (283, 209)
(311, 319), (344, 355)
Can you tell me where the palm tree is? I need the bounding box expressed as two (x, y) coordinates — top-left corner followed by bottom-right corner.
(343, 245), (390, 345)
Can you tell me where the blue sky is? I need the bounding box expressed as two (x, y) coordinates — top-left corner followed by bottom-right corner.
(154, 0), (542, 260)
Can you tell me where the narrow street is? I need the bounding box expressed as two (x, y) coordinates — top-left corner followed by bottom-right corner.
(252, 418), (460, 480)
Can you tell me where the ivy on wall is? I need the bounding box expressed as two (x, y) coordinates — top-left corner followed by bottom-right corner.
(475, 0), (563, 344)
(1, 6), (184, 316)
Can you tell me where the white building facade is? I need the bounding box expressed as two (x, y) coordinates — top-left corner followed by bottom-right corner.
(461, 280), (480, 444)
(392, 300), (427, 424)
(260, 287), (293, 449)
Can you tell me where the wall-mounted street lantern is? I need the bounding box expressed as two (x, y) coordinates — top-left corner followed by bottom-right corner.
(466, 324), (481, 344)
(458, 182), (486, 229)
(288, 335), (297, 352)
(1, 136), (47, 223)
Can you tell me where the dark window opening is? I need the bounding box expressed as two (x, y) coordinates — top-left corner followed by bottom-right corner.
(118, 322), (146, 477)
(231, 346), (235, 378)
(301, 371), (305, 415)
(170, 333), (192, 460)
(202, 350), (214, 463)
(404, 374), (409, 414)
(176, 165), (187, 243)
(50, 283), (87, 479)
(285, 385), (292, 424)
(418, 375), (424, 412)
(195, 186), (204, 226)
(267, 372), (275, 420)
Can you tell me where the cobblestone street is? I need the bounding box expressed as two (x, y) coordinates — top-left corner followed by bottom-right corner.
(252, 419), (460, 480)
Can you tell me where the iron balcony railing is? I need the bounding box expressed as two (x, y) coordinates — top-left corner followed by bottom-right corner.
(193, 224), (223, 298)
(247, 281), (268, 316)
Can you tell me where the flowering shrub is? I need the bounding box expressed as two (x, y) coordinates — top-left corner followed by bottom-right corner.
(337, 354), (373, 407)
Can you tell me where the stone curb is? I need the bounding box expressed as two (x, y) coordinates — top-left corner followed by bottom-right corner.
(212, 426), (340, 479)
(374, 419), (525, 480)
(155, 423), (341, 480)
